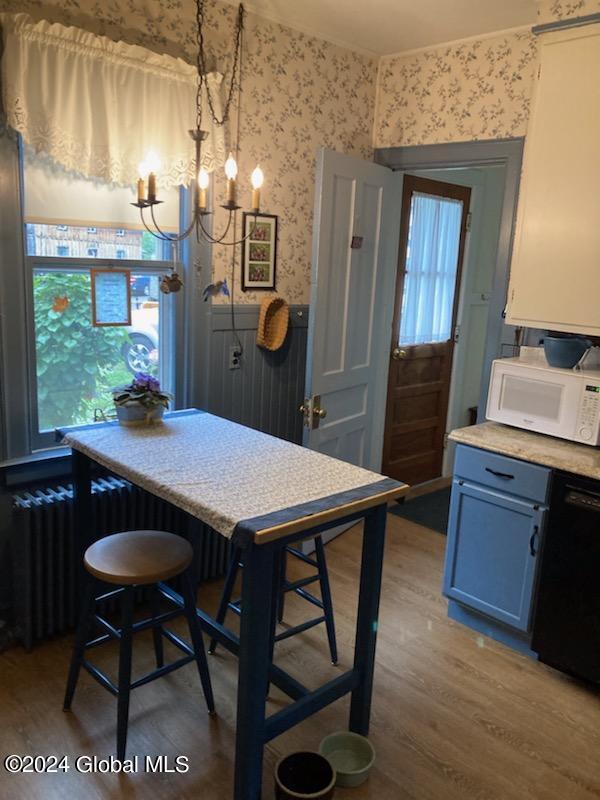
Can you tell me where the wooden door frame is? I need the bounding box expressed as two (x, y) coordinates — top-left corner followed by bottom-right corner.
(375, 138), (525, 423)
(382, 175), (472, 483)
(389, 175), (472, 353)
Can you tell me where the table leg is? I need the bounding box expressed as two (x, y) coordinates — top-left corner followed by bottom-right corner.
(234, 542), (276, 800)
(349, 503), (387, 735)
(72, 451), (93, 586)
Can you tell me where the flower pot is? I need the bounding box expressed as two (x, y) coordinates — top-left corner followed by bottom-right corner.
(115, 403), (165, 426)
(275, 752), (336, 800)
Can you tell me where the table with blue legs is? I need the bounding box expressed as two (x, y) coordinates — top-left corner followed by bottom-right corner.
(60, 410), (408, 800)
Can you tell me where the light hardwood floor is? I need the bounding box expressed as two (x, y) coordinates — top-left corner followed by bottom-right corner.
(0, 514), (599, 800)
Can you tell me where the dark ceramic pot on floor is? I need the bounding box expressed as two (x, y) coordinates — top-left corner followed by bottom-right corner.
(275, 751), (336, 800)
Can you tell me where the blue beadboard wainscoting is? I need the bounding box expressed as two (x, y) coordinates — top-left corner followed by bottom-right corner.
(207, 304), (309, 445)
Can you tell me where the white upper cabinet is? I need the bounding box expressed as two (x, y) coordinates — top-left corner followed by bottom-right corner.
(505, 25), (600, 335)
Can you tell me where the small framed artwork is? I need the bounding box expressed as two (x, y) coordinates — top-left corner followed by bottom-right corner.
(91, 269), (132, 327)
(241, 212), (278, 291)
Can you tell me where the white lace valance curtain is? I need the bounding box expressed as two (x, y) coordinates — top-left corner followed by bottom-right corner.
(0, 13), (226, 187)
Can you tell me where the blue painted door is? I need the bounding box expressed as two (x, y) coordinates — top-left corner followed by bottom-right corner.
(443, 480), (546, 631)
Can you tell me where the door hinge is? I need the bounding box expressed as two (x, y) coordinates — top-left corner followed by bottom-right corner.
(466, 212), (472, 232)
(453, 325), (460, 343)
(443, 433), (449, 449)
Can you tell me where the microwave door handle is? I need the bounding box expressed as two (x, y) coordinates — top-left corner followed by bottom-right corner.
(485, 467), (515, 480)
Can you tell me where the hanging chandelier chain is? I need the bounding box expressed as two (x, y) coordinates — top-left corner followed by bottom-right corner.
(134, 1), (256, 260)
(195, 0), (244, 132)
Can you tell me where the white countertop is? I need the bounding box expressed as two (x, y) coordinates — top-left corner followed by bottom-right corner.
(449, 422), (600, 482)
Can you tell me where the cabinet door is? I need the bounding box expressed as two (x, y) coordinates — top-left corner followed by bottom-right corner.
(443, 480), (545, 631)
(505, 26), (600, 335)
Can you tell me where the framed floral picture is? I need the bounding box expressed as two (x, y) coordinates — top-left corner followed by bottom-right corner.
(241, 212), (278, 291)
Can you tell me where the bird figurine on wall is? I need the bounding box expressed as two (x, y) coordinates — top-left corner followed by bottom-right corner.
(202, 279), (230, 302)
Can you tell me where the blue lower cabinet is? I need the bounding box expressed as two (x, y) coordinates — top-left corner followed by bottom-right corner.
(443, 479), (546, 633)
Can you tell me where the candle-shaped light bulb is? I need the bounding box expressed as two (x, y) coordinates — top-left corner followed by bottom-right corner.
(145, 150), (161, 174)
(197, 167), (209, 210)
(144, 151), (161, 203)
(224, 153), (238, 180)
(225, 152), (238, 205)
(251, 165), (263, 211)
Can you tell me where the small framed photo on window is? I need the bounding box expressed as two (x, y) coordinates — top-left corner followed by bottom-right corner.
(91, 268), (131, 326)
(241, 213), (277, 291)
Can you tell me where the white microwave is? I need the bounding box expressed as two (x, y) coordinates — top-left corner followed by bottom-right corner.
(487, 356), (600, 446)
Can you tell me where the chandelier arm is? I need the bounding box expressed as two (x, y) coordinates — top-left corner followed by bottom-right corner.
(196, 210), (234, 244)
(140, 207), (172, 242)
(223, 217), (260, 247)
(149, 204), (197, 242)
(199, 212), (258, 247)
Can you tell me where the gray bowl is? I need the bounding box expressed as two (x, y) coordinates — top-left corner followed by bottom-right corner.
(319, 732), (375, 788)
(544, 336), (591, 369)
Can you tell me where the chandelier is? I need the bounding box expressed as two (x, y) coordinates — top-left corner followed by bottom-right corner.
(131, 1), (262, 272)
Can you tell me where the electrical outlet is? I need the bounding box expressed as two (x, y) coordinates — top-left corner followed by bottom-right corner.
(229, 345), (241, 370)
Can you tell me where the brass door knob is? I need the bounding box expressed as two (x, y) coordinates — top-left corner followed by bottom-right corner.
(314, 407), (327, 419)
(299, 403), (309, 415)
(392, 347), (407, 360)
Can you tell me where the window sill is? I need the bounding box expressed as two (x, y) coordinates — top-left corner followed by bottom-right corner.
(0, 447), (72, 489)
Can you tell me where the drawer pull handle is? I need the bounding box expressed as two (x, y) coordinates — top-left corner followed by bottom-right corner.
(485, 467), (514, 480)
(529, 525), (539, 557)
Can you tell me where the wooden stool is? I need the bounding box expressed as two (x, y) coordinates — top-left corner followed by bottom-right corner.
(63, 530), (215, 760)
(209, 535), (338, 664)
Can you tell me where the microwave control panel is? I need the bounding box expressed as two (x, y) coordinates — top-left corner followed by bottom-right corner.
(576, 385), (600, 442)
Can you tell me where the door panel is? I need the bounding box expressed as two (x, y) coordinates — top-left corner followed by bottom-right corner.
(443, 480), (545, 632)
(304, 149), (402, 473)
(382, 176), (471, 486)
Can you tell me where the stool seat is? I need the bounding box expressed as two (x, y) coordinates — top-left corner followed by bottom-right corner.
(84, 530), (193, 585)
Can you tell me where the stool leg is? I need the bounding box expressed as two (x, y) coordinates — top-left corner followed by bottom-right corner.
(277, 549), (287, 623)
(182, 571), (216, 715)
(150, 585), (164, 668)
(117, 586), (134, 762)
(63, 579), (96, 711)
(209, 548), (241, 654)
(315, 536), (338, 665)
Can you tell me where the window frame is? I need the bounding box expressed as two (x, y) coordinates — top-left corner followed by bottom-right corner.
(0, 133), (202, 462)
(25, 254), (175, 450)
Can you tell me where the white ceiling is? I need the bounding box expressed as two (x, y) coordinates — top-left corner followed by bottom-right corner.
(236, 0), (538, 56)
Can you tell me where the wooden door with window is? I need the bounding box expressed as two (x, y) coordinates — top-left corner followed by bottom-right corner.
(382, 175), (471, 486)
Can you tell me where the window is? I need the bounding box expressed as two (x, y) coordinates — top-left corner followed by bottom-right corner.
(22, 153), (178, 448)
(398, 192), (463, 346)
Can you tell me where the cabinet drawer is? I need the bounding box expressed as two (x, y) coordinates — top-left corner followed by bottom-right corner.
(454, 445), (550, 504)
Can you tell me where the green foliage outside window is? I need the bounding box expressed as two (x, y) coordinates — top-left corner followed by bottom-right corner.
(34, 272), (129, 430)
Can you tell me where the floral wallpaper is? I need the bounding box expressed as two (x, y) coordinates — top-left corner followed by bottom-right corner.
(0, 0), (378, 304)
(537, 0), (600, 22)
(374, 30), (539, 149)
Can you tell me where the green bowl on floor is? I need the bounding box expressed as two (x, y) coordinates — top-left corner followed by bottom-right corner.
(319, 732), (375, 788)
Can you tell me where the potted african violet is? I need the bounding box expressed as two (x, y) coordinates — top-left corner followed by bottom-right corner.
(112, 372), (170, 426)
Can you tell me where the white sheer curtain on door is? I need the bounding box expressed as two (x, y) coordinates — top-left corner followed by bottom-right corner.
(398, 192), (463, 346)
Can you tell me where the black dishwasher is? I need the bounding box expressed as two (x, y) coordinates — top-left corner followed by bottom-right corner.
(532, 471), (600, 685)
